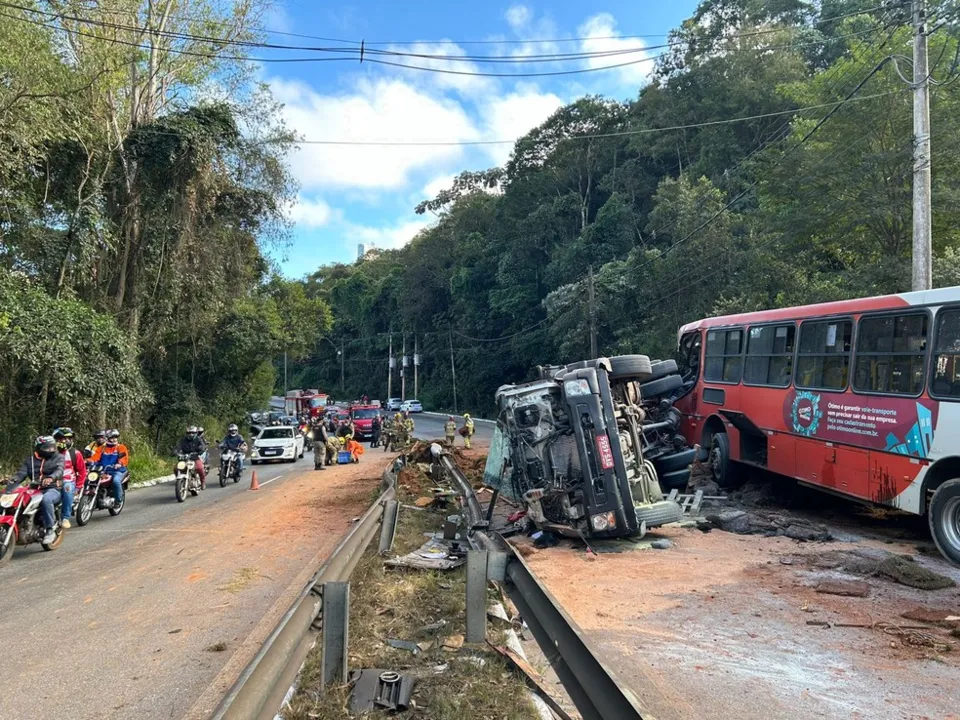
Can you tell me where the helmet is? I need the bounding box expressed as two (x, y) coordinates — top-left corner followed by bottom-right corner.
(198, 426), (205, 435)
(448, 416), (455, 421)
(93, 429), (106, 443)
(228, 424), (239, 436)
(186, 425), (198, 438)
(105, 429), (120, 445)
(53, 427), (75, 450)
(463, 413), (471, 420)
(35, 435), (57, 459)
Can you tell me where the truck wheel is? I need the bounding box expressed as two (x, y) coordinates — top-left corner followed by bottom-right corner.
(649, 359), (678, 380)
(928, 478), (960, 566)
(709, 432), (737, 489)
(608, 355), (653, 382)
(633, 500), (683, 528)
(637, 373), (683, 399)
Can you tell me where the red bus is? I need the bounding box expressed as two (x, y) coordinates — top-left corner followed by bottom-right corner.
(672, 286), (960, 566)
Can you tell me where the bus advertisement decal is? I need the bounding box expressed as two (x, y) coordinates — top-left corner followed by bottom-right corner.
(783, 391), (937, 458)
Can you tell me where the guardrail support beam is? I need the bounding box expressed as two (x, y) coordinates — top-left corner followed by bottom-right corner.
(378, 499), (399, 554)
(466, 549), (488, 643)
(320, 582), (350, 688)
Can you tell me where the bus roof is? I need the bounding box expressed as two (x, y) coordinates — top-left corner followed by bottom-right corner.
(678, 285), (960, 336)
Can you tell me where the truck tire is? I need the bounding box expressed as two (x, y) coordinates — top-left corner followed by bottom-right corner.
(928, 478), (960, 567)
(608, 355), (653, 382)
(649, 359), (678, 380)
(653, 447), (697, 474)
(634, 500), (683, 528)
(638, 373), (682, 399)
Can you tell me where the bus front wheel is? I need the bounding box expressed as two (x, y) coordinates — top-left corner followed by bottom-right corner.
(928, 479), (960, 566)
(709, 432), (735, 489)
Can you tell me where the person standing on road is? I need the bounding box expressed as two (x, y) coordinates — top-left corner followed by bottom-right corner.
(444, 416), (457, 446)
(6, 436), (64, 545)
(370, 413), (382, 448)
(54, 427), (86, 529)
(311, 417), (329, 471)
(403, 411), (415, 444)
(462, 414), (475, 449)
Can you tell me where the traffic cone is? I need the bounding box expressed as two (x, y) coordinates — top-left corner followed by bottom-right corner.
(249, 470), (260, 491)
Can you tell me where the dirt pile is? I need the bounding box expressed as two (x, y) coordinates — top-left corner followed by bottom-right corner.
(797, 548), (956, 590)
(704, 508), (833, 542)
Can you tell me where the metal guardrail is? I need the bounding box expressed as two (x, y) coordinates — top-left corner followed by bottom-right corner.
(211, 461), (400, 720)
(429, 444), (645, 720)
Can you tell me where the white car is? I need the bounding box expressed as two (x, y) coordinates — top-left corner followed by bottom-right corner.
(400, 399), (423, 413)
(385, 397), (403, 411)
(251, 425), (304, 464)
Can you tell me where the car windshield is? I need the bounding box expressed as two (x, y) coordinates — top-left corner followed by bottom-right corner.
(260, 428), (293, 439)
(352, 409), (379, 419)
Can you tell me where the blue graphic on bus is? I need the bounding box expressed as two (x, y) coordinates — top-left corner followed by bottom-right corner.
(884, 403), (933, 458)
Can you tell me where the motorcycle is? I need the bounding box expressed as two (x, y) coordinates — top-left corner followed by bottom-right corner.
(0, 481), (64, 566)
(218, 446), (245, 487)
(174, 453), (204, 502)
(74, 463), (129, 526)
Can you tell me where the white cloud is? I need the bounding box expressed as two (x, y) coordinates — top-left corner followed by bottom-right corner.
(421, 173), (457, 202)
(270, 76), (479, 190)
(286, 195), (336, 228)
(383, 41), (497, 97)
(479, 87), (564, 164)
(578, 13), (654, 87)
(505, 4), (532, 30)
(347, 217), (434, 251)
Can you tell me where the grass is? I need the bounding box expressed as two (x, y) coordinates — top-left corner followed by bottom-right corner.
(283, 479), (540, 720)
(218, 567), (263, 594)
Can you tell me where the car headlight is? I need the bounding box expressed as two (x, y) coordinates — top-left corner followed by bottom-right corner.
(0, 493), (17, 508)
(590, 511), (617, 532)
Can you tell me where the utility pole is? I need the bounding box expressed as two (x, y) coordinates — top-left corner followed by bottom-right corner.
(587, 266), (598, 359)
(413, 334), (419, 399)
(449, 329), (458, 414)
(340, 339), (345, 394)
(912, 0), (932, 291)
(387, 333), (394, 400)
(401, 333), (407, 401)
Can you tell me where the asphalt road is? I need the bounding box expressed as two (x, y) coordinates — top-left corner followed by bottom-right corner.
(409, 412), (495, 445)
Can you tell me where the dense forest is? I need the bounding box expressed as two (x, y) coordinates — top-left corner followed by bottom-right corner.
(0, 0), (328, 468)
(294, 0), (960, 416)
(3, 0), (960, 469)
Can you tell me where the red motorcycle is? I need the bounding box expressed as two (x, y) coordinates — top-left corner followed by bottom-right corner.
(0, 481), (64, 566)
(74, 463), (128, 526)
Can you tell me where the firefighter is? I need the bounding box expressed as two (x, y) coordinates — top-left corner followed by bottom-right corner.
(403, 411), (415, 444)
(444, 416), (457, 446)
(463, 413), (475, 449)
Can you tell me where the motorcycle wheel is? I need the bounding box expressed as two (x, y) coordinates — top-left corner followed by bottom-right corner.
(0, 526), (15, 566)
(175, 476), (187, 503)
(219, 468), (227, 488)
(41, 526), (64, 551)
(109, 494), (125, 516)
(77, 495), (94, 526)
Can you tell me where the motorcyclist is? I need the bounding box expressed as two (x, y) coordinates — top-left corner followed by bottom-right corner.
(53, 427), (86, 529)
(90, 429), (128, 508)
(219, 424), (247, 476)
(174, 425), (207, 490)
(6, 436), (64, 545)
(197, 426), (210, 471)
(463, 413), (475, 449)
(85, 429), (107, 456)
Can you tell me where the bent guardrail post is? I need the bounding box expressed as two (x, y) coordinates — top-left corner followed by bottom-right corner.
(320, 582), (350, 687)
(465, 549), (488, 643)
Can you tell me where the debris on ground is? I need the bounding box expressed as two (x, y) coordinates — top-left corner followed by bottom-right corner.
(704, 508), (834, 542)
(442, 634), (465, 652)
(347, 669), (416, 713)
(384, 535), (467, 571)
(796, 548), (956, 590)
(650, 539), (673, 550)
(901, 607), (960, 625)
(815, 579), (870, 597)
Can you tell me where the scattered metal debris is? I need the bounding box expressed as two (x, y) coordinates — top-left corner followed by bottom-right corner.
(348, 669), (415, 713)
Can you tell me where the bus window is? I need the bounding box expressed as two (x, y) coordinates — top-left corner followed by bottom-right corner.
(744, 324), (795, 387)
(677, 331), (701, 381)
(854, 313), (927, 395)
(796, 319), (852, 390)
(704, 328), (743, 383)
(931, 307), (960, 398)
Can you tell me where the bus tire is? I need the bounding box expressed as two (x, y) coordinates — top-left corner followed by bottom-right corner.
(709, 432), (737, 489)
(638, 373), (683, 399)
(928, 478), (960, 566)
(608, 355), (653, 382)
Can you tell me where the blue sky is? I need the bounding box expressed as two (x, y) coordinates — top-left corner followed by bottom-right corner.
(260, 1), (699, 276)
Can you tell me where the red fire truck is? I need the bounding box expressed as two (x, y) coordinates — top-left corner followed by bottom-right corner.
(284, 390), (330, 419)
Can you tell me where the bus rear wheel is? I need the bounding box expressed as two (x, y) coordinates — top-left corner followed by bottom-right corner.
(709, 432), (737, 489)
(928, 479), (960, 567)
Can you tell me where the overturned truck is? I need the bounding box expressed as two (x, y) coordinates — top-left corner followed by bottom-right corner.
(486, 355), (696, 539)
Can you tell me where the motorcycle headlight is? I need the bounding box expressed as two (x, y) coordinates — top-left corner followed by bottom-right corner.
(307, 431), (314, 440)
(87, 472), (99, 482)
(177, 461), (187, 471)
(0, 493), (17, 508)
